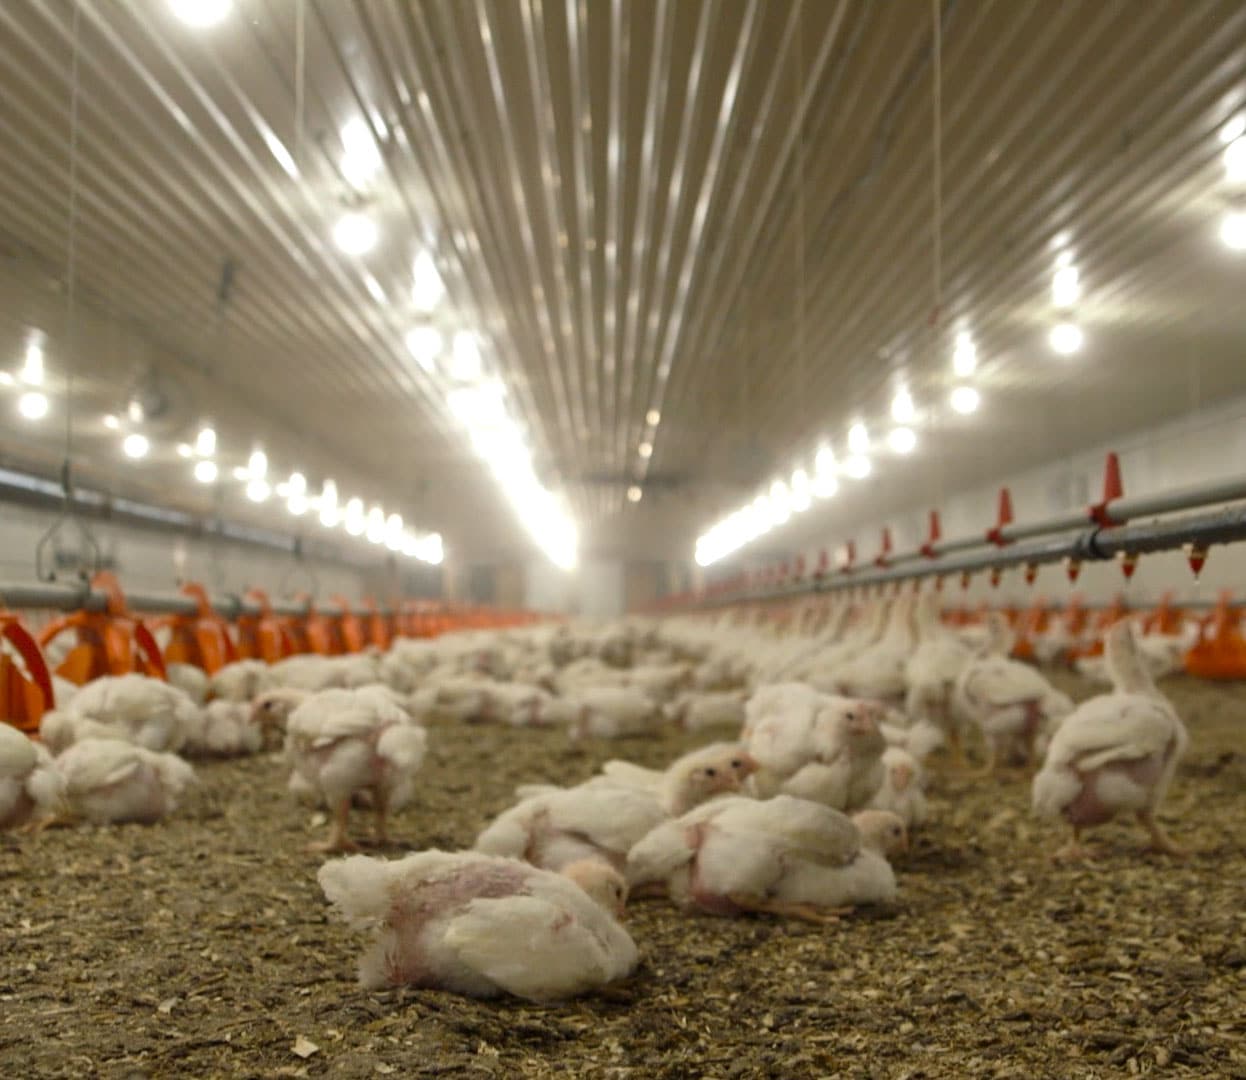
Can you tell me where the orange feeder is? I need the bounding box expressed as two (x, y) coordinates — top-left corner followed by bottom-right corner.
(332, 595), (368, 654)
(1184, 592), (1246, 680)
(365, 598), (394, 651)
(300, 595), (344, 656)
(235, 588), (297, 663)
(1012, 597), (1050, 661)
(1, 612), (54, 734)
(153, 582), (238, 675)
(1069, 595), (1129, 662)
(37, 572), (166, 685)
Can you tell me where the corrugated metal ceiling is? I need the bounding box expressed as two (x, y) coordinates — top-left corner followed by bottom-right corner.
(1, 0), (1244, 566)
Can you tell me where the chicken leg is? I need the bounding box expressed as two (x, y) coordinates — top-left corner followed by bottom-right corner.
(308, 797), (358, 853)
(727, 893), (852, 925)
(1139, 810), (1187, 859)
(1051, 826), (1095, 864)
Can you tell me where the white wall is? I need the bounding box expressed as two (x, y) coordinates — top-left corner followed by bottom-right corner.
(0, 501), (369, 603)
(524, 559), (626, 616)
(786, 392), (1246, 607)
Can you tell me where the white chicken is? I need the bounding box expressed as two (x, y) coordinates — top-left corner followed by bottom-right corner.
(1032, 621), (1189, 862)
(664, 690), (747, 731)
(165, 662), (209, 706)
(825, 594), (917, 702)
(566, 686), (663, 740)
(866, 746), (929, 829)
(208, 659), (275, 703)
(475, 744), (755, 871)
(319, 851), (637, 1000)
(953, 635), (1074, 777)
(0, 724), (63, 830)
(182, 701), (264, 758)
(625, 795), (903, 922)
(746, 691), (887, 812)
(284, 687), (428, 851)
(52, 738), (196, 825)
(42, 674), (199, 754)
(903, 591), (974, 764)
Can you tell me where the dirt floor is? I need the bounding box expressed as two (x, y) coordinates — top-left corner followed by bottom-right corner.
(2, 672), (1244, 1079)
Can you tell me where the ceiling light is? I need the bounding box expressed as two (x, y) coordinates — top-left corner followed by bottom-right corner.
(645, 409), (661, 426)
(193, 459), (218, 484)
(1225, 137), (1246, 182)
(890, 389), (915, 424)
(195, 426), (216, 456)
(363, 274), (387, 304)
(843, 455), (871, 479)
(176, 443), (193, 459)
(288, 471), (306, 495)
(626, 485), (642, 503)
(248, 449), (267, 479)
(952, 333), (977, 376)
(122, 433), (149, 459)
(0, 372), (13, 386)
(333, 212), (379, 256)
(770, 481), (791, 525)
(344, 498), (366, 537)
(262, 129), (299, 179)
(1054, 248), (1076, 269)
(1052, 265), (1080, 307)
(888, 427), (917, 454)
(950, 385), (981, 414)
(385, 513), (405, 551)
(17, 392), (48, 421)
(340, 118), (383, 189)
(102, 413), (120, 430)
(288, 493), (308, 516)
(1220, 211), (1246, 251)
(815, 446), (836, 477)
(638, 441), (653, 459)
(127, 398), (145, 423)
(812, 471), (839, 498)
(1049, 322), (1084, 355)
(449, 384), (508, 427)
(366, 506), (386, 544)
(411, 250), (444, 312)
(169, 0), (232, 28)
(319, 479), (340, 527)
(405, 326), (443, 373)
(246, 479), (271, 503)
(848, 423), (869, 455)
(231, 466), (250, 481)
(752, 495), (773, 534)
(1221, 115), (1246, 144)
(20, 342), (44, 386)
(450, 331), (482, 380)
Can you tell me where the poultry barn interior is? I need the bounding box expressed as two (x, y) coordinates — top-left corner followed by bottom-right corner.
(3, 0), (1246, 1076)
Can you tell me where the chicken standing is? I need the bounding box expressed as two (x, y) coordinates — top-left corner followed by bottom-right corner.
(284, 688), (428, 852)
(1032, 622), (1190, 861)
(319, 851), (637, 1001)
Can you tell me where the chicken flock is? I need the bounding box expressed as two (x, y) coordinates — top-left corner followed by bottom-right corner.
(0, 590), (1193, 1003)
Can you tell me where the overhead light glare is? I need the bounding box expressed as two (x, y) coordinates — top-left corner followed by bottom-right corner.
(950, 385), (981, 414)
(176, 443), (193, 459)
(890, 389), (915, 424)
(169, 0), (233, 28)
(1052, 265), (1081, 307)
(1049, 322), (1085, 355)
(122, 433), (149, 459)
(195, 426), (216, 456)
(1220, 211), (1246, 251)
(193, 459), (218, 483)
(17, 392), (48, 421)
(888, 427), (917, 454)
(411, 250), (445, 312)
(333, 211), (379, 256)
(246, 479), (271, 503)
(405, 326), (443, 373)
(626, 485), (642, 503)
(638, 441), (653, 459)
(645, 409), (661, 426)
(848, 423), (869, 455)
(952, 333), (977, 377)
(843, 455), (871, 479)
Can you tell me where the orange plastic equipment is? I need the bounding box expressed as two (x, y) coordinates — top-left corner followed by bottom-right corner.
(1011, 597), (1050, 661)
(1184, 592), (1246, 680)
(153, 583), (238, 675)
(235, 588), (296, 664)
(364, 598), (393, 651)
(1, 612), (54, 734)
(36, 572), (167, 685)
(1141, 591), (1183, 636)
(332, 595), (367, 654)
(299, 595), (344, 656)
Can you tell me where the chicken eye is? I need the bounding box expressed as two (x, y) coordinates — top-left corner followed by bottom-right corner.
(704, 767), (717, 778)
(730, 759), (741, 768)
(846, 711), (856, 721)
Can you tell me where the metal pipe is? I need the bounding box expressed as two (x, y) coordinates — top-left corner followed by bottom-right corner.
(807, 474), (1245, 575)
(0, 581), (396, 620)
(696, 503), (1246, 608)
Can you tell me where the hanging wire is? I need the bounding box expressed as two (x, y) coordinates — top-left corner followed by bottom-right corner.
(36, 0), (100, 583)
(795, 0), (808, 446)
(928, 0), (947, 520)
(294, 0), (306, 164)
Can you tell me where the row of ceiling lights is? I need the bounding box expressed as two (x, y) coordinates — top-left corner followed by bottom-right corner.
(160, 0), (574, 567)
(3, 340), (443, 565)
(695, 111), (1246, 569)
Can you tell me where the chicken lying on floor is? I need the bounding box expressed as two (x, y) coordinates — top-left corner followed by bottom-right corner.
(41, 673), (200, 755)
(475, 744), (756, 871)
(1032, 621), (1190, 862)
(282, 687), (428, 852)
(318, 851), (637, 1001)
(51, 738), (197, 825)
(625, 796), (905, 922)
(0, 724), (63, 830)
